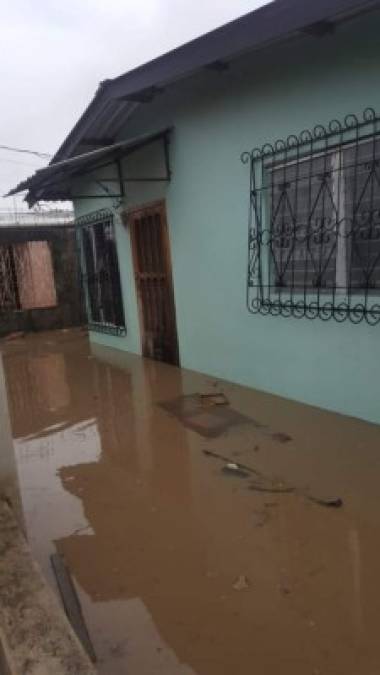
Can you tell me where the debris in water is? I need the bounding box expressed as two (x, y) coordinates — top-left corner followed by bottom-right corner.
(249, 481), (295, 495)
(197, 392), (229, 407)
(72, 524), (93, 536)
(233, 575), (250, 591)
(222, 463), (250, 479)
(161, 395), (251, 438)
(203, 449), (262, 477)
(271, 432), (292, 443)
(306, 495), (343, 508)
(204, 449), (343, 509)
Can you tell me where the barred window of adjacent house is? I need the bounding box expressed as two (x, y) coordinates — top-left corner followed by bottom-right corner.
(242, 108), (380, 325)
(0, 241), (57, 310)
(78, 210), (126, 335)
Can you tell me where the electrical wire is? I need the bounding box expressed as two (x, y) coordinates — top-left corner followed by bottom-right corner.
(0, 144), (52, 159)
(0, 157), (47, 168)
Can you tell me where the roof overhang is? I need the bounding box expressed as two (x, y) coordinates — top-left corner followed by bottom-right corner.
(6, 129), (171, 206)
(51, 0), (380, 163)
(7, 0), (380, 207)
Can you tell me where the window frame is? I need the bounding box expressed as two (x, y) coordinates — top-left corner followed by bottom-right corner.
(266, 137), (380, 296)
(77, 209), (126, 336)
(242, 107), (380, 325)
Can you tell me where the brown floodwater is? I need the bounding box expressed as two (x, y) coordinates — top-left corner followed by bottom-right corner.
(1, 328), (380, 675)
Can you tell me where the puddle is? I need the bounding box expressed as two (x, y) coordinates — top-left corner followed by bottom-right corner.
(1, 328), (380, 674)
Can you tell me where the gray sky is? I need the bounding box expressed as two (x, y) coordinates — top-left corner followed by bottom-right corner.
(0, 0), (267, 210)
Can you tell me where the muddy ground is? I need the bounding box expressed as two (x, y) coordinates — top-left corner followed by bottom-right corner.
(1, 328), (380, 675)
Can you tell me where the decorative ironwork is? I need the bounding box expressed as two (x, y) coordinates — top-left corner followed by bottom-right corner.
(241, 108), (380, 325)
(77, 209), (126, 335)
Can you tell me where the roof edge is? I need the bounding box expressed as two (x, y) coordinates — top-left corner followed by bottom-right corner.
(33, 0), (380, 165)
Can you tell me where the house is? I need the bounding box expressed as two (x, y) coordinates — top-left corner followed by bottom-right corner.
(0, 216), (84, 336)
(8, 0), (380, 424)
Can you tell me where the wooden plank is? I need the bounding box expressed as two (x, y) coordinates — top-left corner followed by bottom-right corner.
(50, 553), (97, 663)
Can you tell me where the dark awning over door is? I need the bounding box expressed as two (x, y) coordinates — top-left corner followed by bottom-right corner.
(6, 128), (171, 206)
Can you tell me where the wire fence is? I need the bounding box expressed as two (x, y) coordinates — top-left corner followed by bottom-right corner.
(0, 208), (74, 228)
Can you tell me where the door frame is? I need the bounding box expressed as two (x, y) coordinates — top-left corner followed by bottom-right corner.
(125, 200), (180, 365)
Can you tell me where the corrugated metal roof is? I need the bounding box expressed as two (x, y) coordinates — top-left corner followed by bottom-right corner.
(6, 129), (170, 205)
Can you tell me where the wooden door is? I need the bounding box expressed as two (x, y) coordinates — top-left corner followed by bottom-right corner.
(128, 201), (179, 365)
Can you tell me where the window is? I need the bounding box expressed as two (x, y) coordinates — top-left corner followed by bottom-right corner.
(0, 241), (57, 310)
(78, 210), (126, 335)
(242, 108), (380, 324)
(0, 246), (19, 309)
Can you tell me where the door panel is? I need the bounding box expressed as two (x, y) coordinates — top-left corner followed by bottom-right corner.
(129, 202), (179, 365)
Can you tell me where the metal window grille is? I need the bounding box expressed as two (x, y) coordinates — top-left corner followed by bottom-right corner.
(77, 210), (126, 336)
(241, 108), (380, 325)
(0, 246), (20, 309)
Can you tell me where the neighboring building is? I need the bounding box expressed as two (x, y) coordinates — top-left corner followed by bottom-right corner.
(0, 221), (84, 336)
(8, 0), (380, 423)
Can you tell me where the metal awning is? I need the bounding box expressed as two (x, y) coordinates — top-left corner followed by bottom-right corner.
(6, 128), (171, 206)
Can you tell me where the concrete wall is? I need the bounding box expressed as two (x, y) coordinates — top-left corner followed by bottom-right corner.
(0, 225), (84, 337)
(74, 11), (380, 425)
(0, 501), (95, 675)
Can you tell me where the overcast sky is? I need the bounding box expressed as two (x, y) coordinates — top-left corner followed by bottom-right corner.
(0, 0), (267, 211)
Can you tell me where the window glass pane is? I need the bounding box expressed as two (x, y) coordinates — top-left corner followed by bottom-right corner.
(344, 139), (380, 290)
(0, 246), (19, 308)
(82, 227), (100, 323)
(270, 153), (337, 289)
(81, 216), (125, 329)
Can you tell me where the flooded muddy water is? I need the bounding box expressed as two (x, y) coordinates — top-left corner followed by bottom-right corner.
(1, 328), (380, 674)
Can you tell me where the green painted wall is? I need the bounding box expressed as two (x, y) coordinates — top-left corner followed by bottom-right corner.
(74, 11), (380, 424)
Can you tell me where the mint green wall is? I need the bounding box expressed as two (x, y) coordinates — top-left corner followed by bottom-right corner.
(73, 142), (168, 354)
(74, 12), (380, 424)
